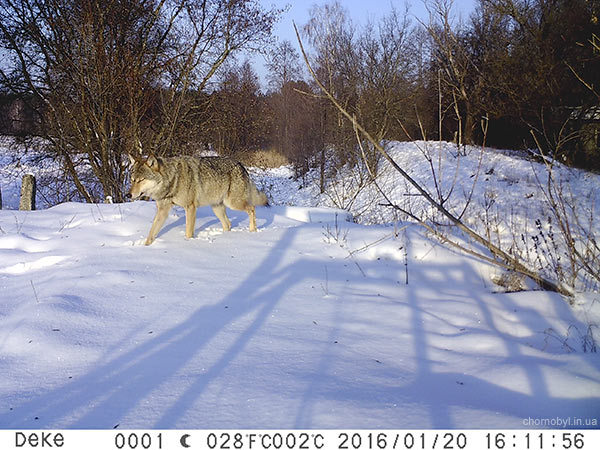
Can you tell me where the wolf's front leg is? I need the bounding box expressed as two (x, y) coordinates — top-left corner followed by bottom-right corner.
(145, 200), (172, 245)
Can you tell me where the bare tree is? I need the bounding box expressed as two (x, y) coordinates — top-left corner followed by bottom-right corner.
(265, 40), (302, 166)
(267, 80), (322, 179)
(303, 0), (359, 169)
(265, 40), (303, 92)
(423, 0), (480, 147)
(208, 59), (266, 156)
(264, 40), (322, 178)
(299, 0), (425, 199)
(0, 0), (281, 202)
(356, 5), (419, 168)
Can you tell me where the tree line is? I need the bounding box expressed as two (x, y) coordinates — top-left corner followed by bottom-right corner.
(1, 0), (598, 203)
(205, 0), (599, 177)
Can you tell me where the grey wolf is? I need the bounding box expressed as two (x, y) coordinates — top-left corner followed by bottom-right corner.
(127, 154), (268, 245)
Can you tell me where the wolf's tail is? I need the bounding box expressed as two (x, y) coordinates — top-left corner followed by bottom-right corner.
(251, 184), (269, 207)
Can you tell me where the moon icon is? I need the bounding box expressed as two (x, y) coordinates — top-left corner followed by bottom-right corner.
(180, 434), (191, 448)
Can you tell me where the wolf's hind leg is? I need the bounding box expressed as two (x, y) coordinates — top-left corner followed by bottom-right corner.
(224, 197), (258, 232)
(246, 206), (257, 232)
(224, 198), (257, 232)
(211, 204), (231, 232)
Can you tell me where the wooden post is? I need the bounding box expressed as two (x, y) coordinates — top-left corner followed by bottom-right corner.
(19, 174), (36, 211)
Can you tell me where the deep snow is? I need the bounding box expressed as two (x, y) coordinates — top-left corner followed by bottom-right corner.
(0, 140), (599, 429)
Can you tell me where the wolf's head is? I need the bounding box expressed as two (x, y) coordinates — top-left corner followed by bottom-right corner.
(126, 155), (162, 200)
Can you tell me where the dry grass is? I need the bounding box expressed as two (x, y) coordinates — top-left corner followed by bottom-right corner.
(238, 148), (289, 169)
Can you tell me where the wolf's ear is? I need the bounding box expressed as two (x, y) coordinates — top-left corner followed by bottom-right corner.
(146, 155), (161, 172)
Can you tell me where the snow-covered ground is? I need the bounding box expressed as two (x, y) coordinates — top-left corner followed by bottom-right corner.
(253, 140), (600, 292)
(0, 139), (599, 429)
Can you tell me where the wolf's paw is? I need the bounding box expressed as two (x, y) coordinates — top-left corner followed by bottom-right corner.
(125, 238), (149, 246)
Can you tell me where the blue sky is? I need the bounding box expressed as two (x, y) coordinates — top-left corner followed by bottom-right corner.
(266, 0), (477, 43)
(249, 0), (477, 86)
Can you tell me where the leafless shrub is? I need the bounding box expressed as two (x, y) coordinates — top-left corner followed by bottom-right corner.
(533, 153), (600, 292)
(322, 213), (349, 247)
(543, 324), (598, 354)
